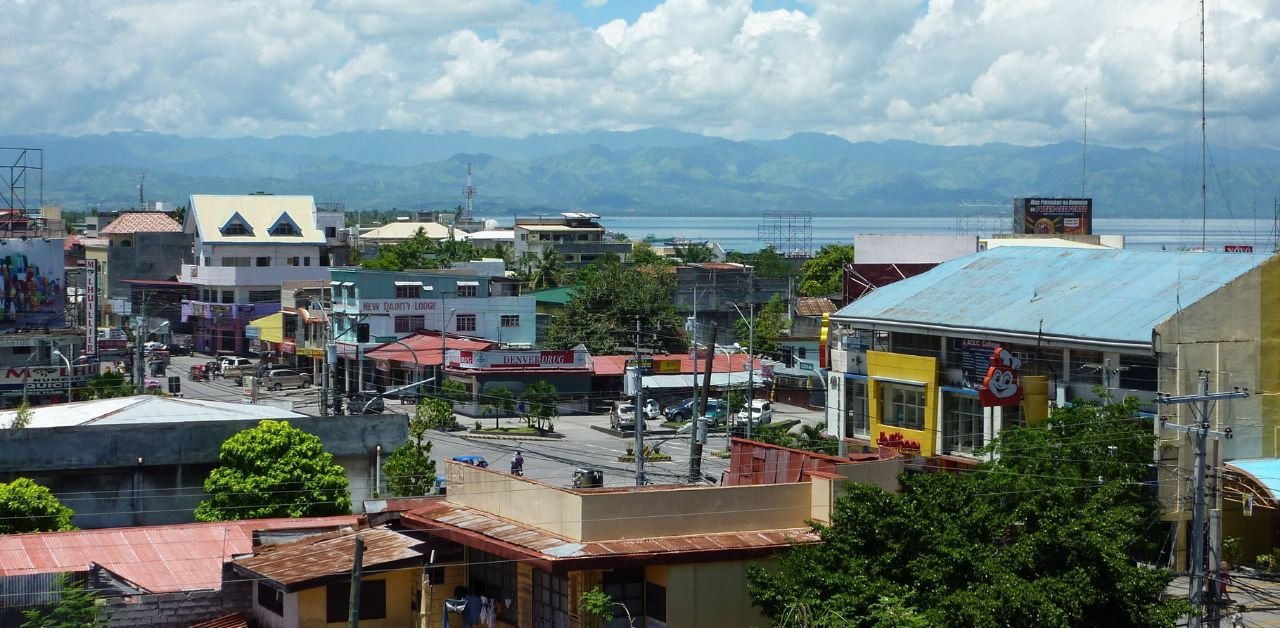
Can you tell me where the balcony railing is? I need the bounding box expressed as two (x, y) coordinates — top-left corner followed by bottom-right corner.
(180, 264), (331, 286)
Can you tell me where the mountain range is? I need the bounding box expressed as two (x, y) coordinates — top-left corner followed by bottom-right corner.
(3, 129), (1277, 219)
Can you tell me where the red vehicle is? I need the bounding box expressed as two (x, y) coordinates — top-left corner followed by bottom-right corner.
(188, 363), (210, 382)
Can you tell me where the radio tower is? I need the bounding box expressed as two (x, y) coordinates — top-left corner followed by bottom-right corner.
(464, 163), (476, 221)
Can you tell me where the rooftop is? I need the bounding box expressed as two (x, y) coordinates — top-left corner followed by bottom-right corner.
(0, 517), (359, 592)
(591, 352), (760, 377)
(359, 221), (460, 241)
(0, 395), (306, 429)
(187, 194), (324, 245)
(528, 286), (577, 305)
(98, 212), (183, 235)
(233, 526), (427, 592)
(833, 247), (1273, 347)
(363, 331), (497, 366)
(794, 297), (836, 317)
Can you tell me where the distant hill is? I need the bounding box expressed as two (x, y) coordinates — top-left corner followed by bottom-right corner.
(3, 129), (1276, 219)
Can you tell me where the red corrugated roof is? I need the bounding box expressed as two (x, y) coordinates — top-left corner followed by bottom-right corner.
(0, 516), (358, 593)
(190, 613), (249, 628)
(99, 212), (183, 235)
(591, 353), (760, 377)
(364, 332), (496, 366)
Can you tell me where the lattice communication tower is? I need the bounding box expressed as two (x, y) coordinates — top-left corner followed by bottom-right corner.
(757, 209), (812, 258)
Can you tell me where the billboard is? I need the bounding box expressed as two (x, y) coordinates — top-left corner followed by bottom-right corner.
(0, 238), (67, 332)
(0, 366), (92, 398)
(1015, 197), (1093, 235)
(447, 350), (586, 370)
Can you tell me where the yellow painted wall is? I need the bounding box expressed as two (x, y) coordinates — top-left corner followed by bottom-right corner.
(1222, 498), (1275, 566)
(1262, 259), (1280, 457)
(295, 569), (418, 628)
(867, 350), (938, 457)
(664, 560), (772, 628)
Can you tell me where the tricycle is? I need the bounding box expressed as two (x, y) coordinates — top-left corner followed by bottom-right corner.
(188, 363), (210, 382)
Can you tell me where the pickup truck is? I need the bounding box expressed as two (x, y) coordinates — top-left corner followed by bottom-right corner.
(223, 358), (261, 384)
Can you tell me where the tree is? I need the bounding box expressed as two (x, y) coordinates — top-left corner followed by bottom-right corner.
(415, 395), (459, 431)
(362, 227), (476, 271)
(630, 241), (672, 268)
(194, 420), (352, 521)
(85, 371), (135, 399)
(547, 262), (686, 354)
(8, 398), (32, 429)
(21, 574), (101, 628)
(483, 386), (517, 429)
(748, 246), (793, 278)
(528, 249), (568, 289)
(521, 380), (560, 432)
(675, 241), (716, 263)
(438, 380), (469, 404)
(734, 294), (787, 358)
(748, 397), (1188, 627)
(0, 478), (75, 534)
(797, 244), (855, 297)
(580, 587), (635, 626)
(383, 405), (438, 497)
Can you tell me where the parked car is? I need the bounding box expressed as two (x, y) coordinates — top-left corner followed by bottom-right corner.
(733, 399), (774, 426)
(223, 358), (259, 384)
(259, 369), (313, 391)
(348, 391), (385, 414)
(663, 398), (697, 422)
(700, 399), (729, 426)
(163, 341), (191, 356)
(143, 341), (165, 355)
(610, 400), (636, 430)
(643, 399), (661, 421)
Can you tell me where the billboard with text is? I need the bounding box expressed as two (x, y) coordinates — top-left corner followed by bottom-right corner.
(1015, 198), (1093, 235)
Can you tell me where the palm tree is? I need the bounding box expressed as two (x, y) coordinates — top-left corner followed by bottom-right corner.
(530, 249), (567, 289)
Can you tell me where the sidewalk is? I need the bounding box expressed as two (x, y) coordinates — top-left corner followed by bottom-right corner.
(1168, 570), (1280, 626)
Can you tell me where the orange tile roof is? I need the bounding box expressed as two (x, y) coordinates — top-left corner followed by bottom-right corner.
(99, 212), (182, 235)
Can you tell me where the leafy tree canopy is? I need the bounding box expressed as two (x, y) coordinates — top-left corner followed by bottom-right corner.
(21, 574), (101, 628)
(0, 478), (75, 534)
(384, 404), (439, 497)
(522, 380), (560, 432)
(629, 241), (673, 268)
(797, 244), (855, 297)
(547, 261), (686, 354)
(195, 420), (352, 521)
(675, 241), (716, 264)
(362, 227), (476, 271)
(734, 294), (787, 358)
(748, 397), (1187, 627)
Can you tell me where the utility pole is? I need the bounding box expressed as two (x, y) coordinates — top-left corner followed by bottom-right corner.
(1157, 371), (1248, 628)
(688, 323), (717, 483)
(134, 298), (147, 388)
(633, 317), (645, 486)
(348, 535), (364, 628)
(745, 295), (755, 442)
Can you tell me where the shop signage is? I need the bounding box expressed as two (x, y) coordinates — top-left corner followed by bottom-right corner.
(877, 431), (922, 453)
(359, 299), (439, 314)
(979, 346), (1023, 407)
(281, 341), (296, 354)
(652, 358), (681, 374)
(1224, 245), (1254, 253)
(85, 259), (98, 356)
(448, 350), (585, 370)
(0, 366), (92, 398)
(336, 342), (360, 360)
(1016, 197), (1093, 235)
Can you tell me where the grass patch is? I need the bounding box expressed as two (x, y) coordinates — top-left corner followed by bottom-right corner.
(661, 420), (689, 429)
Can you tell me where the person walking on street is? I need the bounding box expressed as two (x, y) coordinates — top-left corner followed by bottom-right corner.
(510, 450), (525, 476)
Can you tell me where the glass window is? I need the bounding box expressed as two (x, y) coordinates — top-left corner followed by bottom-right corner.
(223, 222), (249, 236)
(255, 257), (271, 267)
(500, 315), (520, 328)
(304, 256), (311, 266)
(325, 579), (386, 623)
(271, 222), (296, 235)
(395, 285), (420, 299)
(533, 570), (569, 628)
(603, 568), (645, 628)
(221, 290), (235, 304)
(469, 549), (517, 624)
(456, 314), (477, 332)
(942, 392), (983, 454)
(257, 582), (283, 616)
(220, 257), (250, 267)
(844, 379), (869, 437)
(457, 284), (478, 297)
(325, 226), (337, 238)
(880, 382), (925, 430)
(395, 315), (425, 334)
(248, 290), (277, 303)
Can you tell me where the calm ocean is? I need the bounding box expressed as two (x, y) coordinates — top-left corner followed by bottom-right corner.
(603, 215), (1279, 253)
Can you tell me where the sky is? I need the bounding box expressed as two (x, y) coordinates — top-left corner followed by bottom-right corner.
(5, 0), (1280, 148)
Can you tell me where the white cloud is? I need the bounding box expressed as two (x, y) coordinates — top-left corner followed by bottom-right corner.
(584, 0), (608, 7)
(2, 0), (1279, 148)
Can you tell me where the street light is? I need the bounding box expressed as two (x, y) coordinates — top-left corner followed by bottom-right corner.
(51, 350), (72, 403)
(727, 300), (757, 441)
(361, 377), (435, 415)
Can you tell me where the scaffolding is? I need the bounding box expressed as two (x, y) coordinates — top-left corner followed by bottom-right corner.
(954, 199), (1007, 237)
(757, 210), (812, 258)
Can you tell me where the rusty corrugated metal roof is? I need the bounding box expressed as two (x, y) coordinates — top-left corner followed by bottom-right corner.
(234, 526), (426, 590)
(794, 297), (836, 317)
(0, 516), (358, 593)
(189, 613), (249, 628)
(363, 332), (496, 366)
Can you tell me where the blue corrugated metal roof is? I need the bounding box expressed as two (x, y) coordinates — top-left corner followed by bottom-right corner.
(833, 247), (1271, 345)
(1227, 458), (1280, 499)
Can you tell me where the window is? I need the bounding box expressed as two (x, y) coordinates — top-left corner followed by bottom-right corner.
(942, 391), (983, 454)
(220, 257), (250, 267)
(223, 222), (250, 235)
(120, 239), (132, 248)
(603, 568), (645, 628)
(469, 549), (517, 624)
(325, 226), (337, 238)
(325, 579), (386, 623)
(456, 314), (477, 332)
(533, 570), (569, 628)
(395, 315), (425, 334)
(202, 256), (211, 266)
(11, 346), (31, 355)
(255, 256), (271, 267)
(500, 315), (520, 328)
(248, 290), (277, 303)
(457, 284), (478, 297)
(357, 323), (370, 343)
(271, 222), (296, 235)
(880, 382), (925, 430)
(287, 257), (299, 266)
(257, 582), (283, 616)
(304, 256), (311, 266)
(844, 379), (869, 437)
(320, 253), (331, 266)
(221, 290), (235, 304)
(395, 285), (421, 299)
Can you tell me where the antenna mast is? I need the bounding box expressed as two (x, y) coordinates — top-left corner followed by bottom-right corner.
(1200, 0), (1208, 251)
(1082, 87), (1088, 197)
(464, 163), (476, 221)
(138, 173), (145, 212)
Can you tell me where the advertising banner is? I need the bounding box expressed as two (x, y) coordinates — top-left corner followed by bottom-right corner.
(0, 366), (92, 398)
(1016, 197), (1093, 235)
(448, 350), (585, 370)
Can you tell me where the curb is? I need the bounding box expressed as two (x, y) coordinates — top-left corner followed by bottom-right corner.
(463, 432), (566, 441)
(589, 425), (679, 438)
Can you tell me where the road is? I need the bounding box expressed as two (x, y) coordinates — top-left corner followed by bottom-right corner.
(163, 354), (826, 489)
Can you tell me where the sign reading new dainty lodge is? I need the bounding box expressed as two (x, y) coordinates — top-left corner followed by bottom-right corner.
(447, 350), (587, 370)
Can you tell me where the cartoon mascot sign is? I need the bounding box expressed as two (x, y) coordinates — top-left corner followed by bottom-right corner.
(979, 346), (1023, 407)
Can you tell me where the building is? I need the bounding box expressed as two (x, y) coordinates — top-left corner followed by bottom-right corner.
(362, 331), (497, 403)
(466, 228), (516, 251)
(674, 263), (790, 347)
(179, 195), (346, 354)
(329, 267), (534, 396)
(513, 213), (632, 266)
(82, 212), (191, 327)
(0, 396), (408, 527)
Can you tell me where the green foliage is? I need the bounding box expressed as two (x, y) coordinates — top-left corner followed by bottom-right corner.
(675, 241), (716, 263)
(194, 420), (352, 521)
(749, 246), (794, 278)
(483, 386), (517, 429)
(868, 594), (930, 628)
(798, 244), (855, 297)
(1222, 536), (1243, 566)
(750, 422), (835, 454)
(520, 249), (569, 289)
(438, 380), (469, 403)
(733, 294), (787, 358)
(383, 440), (437, 497)
(629, 241), (672, 268)
(8, 398), (32, 429)
(547, 263), (686, 354)
(362, 227), (476, 271)
(0, 478), (76, 534)
(522, 380), (560, 432)
(85, 371), (135, 399)
(748, 397), (1188, 627)
(415, 396), (459, 431)
(21, 574), (101, 628)
(724, 389), (745, 415)
(581, 587), (635, 625)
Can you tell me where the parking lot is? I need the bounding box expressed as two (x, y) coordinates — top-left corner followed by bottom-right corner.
(161, 353), (826, 489)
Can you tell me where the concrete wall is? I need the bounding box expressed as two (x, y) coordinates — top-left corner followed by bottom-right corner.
(101, 566), (252, 628)
(448, 462), (583, 539)
(578, 483), (812, 541)
(104, 232), (192, 299)
(0, 413), (408, 528)
(664, 560), (771, 628)
(854, 234), (978, 264)
(293, 569), (418, 628)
